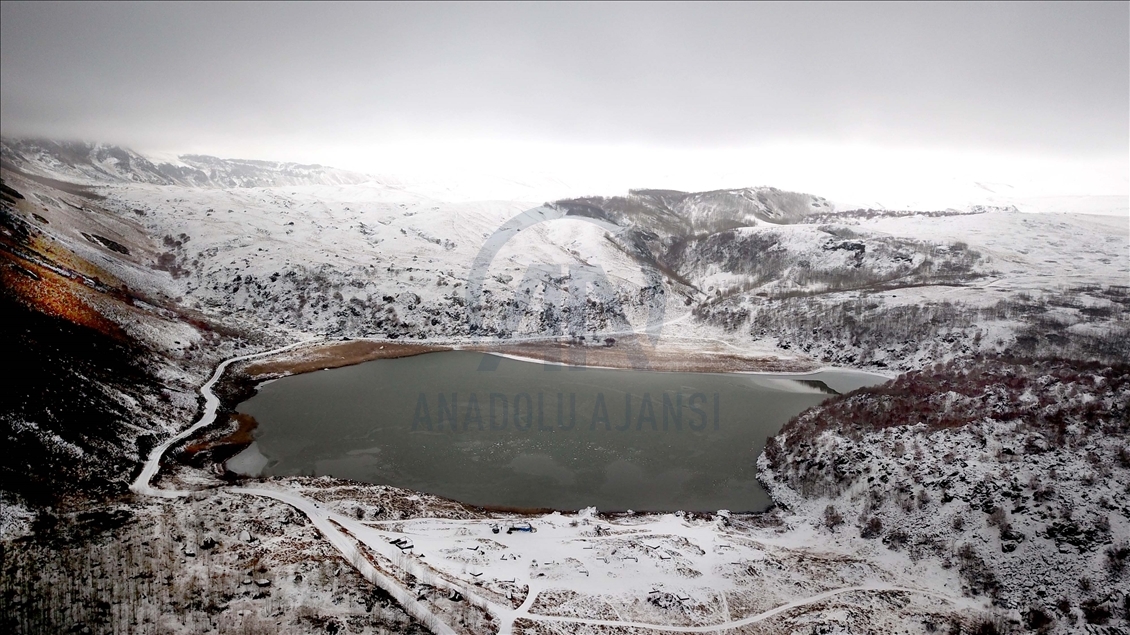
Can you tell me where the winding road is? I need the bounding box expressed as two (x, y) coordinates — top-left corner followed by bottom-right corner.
(130, 339), (314, 497)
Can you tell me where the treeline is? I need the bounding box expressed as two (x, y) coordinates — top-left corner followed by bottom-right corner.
(695, 286), (1130, 371)
(678, 228), (983, 308)
(806, 208), (1002, 223)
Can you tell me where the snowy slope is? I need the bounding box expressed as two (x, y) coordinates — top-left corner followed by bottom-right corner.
(1, 138), (374, 188)
(4, 140), (1129, 634)
(5, 135), (1126, 370)
(760, 357), (1130, 630)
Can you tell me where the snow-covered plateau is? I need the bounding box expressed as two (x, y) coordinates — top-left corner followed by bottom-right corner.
(2, 138), (1127, 634)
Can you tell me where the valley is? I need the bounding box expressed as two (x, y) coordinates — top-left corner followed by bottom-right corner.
(1, 139), (1127, 634)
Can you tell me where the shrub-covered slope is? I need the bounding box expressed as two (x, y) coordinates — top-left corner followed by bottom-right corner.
(760, 357), (1130, 630)
(0, 171), (271, 506)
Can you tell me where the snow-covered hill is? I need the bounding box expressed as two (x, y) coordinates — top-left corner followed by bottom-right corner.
(4, 134), (1125, 369)
(760, 357), (1130, 629)
(86, 181), (1130, 369)
(3, 139), (1128, 633)
(1, 138), (373, 188)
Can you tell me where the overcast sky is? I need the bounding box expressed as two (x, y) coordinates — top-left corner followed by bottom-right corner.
(1, 2), (1127, 206)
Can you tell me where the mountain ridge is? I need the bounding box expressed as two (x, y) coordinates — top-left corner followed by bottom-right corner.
(0, 137), (373, 188)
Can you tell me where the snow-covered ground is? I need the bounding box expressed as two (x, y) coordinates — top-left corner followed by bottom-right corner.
(77, 179), (1127, 370)
(242, 483), (985, 634)
(760, 358), (1130, 630)
(6, 138), (1126, 369)
(3, 139), (1128, 633)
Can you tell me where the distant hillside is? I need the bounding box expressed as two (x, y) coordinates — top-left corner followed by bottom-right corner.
(0, 138), (372, 188)
(558, 187), (833, 235)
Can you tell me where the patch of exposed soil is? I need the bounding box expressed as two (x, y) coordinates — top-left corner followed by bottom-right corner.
(240, 340), (451, 378)
(181, 412), (260, 469)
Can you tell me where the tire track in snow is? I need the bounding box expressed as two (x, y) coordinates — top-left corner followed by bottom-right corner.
(236, 488), (459, 635)
(523, 583), (961, 633)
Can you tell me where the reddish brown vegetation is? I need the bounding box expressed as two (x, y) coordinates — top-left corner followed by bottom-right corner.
(182, 413), (259, 460)
(0, 249), (127, 340)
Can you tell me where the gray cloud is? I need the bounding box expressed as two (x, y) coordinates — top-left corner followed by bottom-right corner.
(2, 2), (1126, 160)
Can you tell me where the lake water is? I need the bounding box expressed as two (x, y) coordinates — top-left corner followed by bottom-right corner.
(233, 351), (886, 512)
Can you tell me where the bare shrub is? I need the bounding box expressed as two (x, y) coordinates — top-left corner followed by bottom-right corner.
(1096, 515), (1111, 534)
(1033, 482), (1055, 503)
(823, 505), (843, 530)
(956, 544), (999, 598)
(1081, 600), (1112, 625)
(917, 489), (931, 509)
(971, 617), (1005, 635)
(1105, 542), (1130, 576)
(1117, 446), (1130, 468)
(1024, 607), (1053, 632)
(884, 528), (909, 551)
(987, 507), (1006, 528)
(860, 516), (883, 539)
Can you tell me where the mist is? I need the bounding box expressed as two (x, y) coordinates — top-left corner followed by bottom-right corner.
(2, 2), (1127, 208)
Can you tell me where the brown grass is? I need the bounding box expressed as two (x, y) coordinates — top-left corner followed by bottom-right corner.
(242, 340), (451, 378)
(183, 412), (259, 457)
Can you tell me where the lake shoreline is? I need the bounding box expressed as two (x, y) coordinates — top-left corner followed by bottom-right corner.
(175, 338), (889, 513)
(231, 350), (881, 512)
(236, 335), (828, 382)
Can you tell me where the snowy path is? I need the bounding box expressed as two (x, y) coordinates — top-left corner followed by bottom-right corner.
(236, 488), (460, 635)
(236, 487), (966, 635)
(129, 339), (315, 497)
